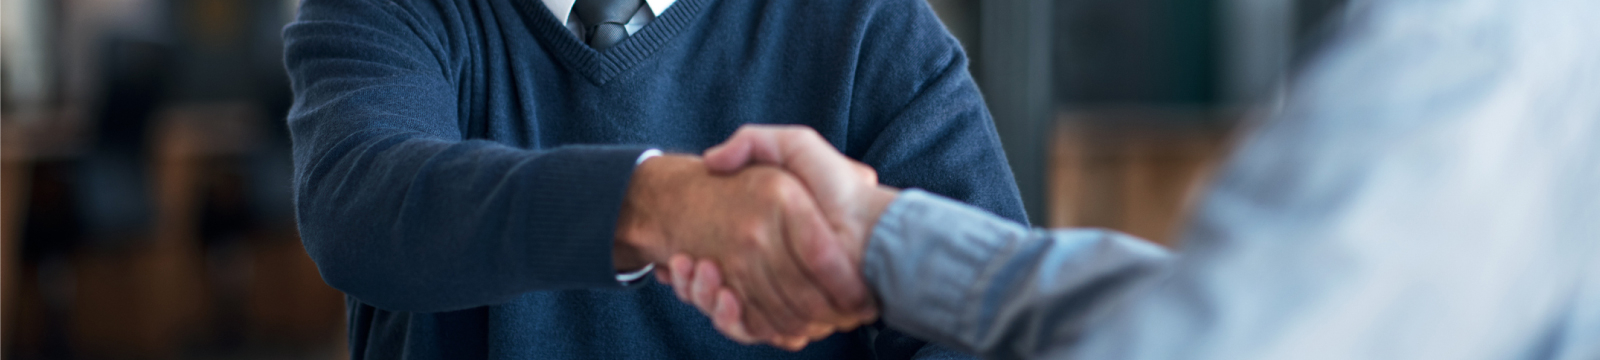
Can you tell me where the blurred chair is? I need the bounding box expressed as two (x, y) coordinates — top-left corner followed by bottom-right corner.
(76, 37), (170, 244)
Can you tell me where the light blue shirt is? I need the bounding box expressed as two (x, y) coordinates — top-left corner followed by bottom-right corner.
(861, 0), (1600, 359)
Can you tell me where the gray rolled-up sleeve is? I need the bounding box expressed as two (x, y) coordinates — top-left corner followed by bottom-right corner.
(863, 189), (1172, 360)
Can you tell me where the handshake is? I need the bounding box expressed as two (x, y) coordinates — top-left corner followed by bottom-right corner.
(613, 125), (901, 351)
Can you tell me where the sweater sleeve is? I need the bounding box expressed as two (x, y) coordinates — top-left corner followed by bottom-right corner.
(284, 0), (643, 313)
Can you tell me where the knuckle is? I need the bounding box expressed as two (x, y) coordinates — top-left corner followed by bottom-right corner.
(768, 177), (809, 206)
(800, 128), (826, 144)
(756, 171), (793, 197)
(853, 162), (878, 183)
(733, 224), (767, 250)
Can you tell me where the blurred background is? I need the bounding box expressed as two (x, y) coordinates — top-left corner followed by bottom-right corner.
(0, 0), (1347, 359)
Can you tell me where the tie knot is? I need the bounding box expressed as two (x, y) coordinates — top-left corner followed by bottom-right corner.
(574, 0), (644, 27)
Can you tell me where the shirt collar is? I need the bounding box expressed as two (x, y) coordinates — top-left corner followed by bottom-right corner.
(541, 0), (676, 25)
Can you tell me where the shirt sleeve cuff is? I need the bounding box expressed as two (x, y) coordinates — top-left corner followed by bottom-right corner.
(615, 262), (655, 284)
(635, 149), (662, 165)
(862, 189), (1019, 343)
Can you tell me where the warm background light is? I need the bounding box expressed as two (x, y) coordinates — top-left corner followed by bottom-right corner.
(1, 0), (1348, 358)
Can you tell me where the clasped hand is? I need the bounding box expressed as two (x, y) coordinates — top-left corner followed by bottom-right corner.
(614, 125), (898, 350)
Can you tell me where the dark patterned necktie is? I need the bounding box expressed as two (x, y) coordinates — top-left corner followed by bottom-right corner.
(574, 0), (644, 50)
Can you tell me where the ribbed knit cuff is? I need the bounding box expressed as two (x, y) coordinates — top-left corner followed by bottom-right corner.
(516, 145), (653, 289)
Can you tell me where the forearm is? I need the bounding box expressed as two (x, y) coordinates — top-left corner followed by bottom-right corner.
(863, 190), (1172, 360)
(286, 0), (663, 312)
(294, 131), (648, 312)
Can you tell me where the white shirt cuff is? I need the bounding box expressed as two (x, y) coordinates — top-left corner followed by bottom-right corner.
(616, 262), (655, 284)
(635, 148), (662, 165)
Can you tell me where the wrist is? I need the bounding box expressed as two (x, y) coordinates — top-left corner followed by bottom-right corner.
(864, 185), (900, 222)
(612, 240), (652, 272)
(614, 204), (656, 271)
(614, 154), (696, 270)
(848, 185), (900, 265)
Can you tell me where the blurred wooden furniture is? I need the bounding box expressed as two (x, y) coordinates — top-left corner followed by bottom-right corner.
(1047, 108), (1238, 246)
(3, 118), (34, 358)
(1, 104), (343, 359)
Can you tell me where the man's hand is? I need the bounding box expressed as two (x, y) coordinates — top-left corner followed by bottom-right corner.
(659, 125), (901, 349)
(612, 154), (870, 347)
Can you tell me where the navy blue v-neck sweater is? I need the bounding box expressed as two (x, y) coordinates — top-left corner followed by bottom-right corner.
(283, 0), (1026, 358)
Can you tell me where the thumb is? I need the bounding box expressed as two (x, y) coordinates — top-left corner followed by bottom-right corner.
(704, 125), (803, 173)
(702, 136), (754, 173)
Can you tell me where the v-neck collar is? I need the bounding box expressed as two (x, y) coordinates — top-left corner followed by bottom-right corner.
(539, 0), (677, 25)
(512, 0), (711, 85)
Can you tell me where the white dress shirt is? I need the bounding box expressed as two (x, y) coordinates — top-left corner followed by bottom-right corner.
(540, 0), (677, 40)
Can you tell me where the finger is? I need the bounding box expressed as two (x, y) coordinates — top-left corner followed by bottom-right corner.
(764, 253), (839, 337)
(711, 288), (759, 344)
(781, 185), (878, 324)
(712, 297), (812, 352)
(704, 125), (784, 173)
(782, 322), (834, 351)
(707, 127), (881, 252)
(746, 255), (815, 338)
(801, 242), (877, 320)
(721, 258), (788, 341)
(689, 259), (723, 315)
(655, 268), (672, 284)
(766, 127), (859, 208)
(779, 336), (811, 352)
(669, 254), (695, 302)
(768, 335), (806, 352)
(776, 188), (877, 334)
(728, 175), (824, 339)
(807, 325), (836, 341)
(704, 125), (835, 177)
(850, 160), (877, 185)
